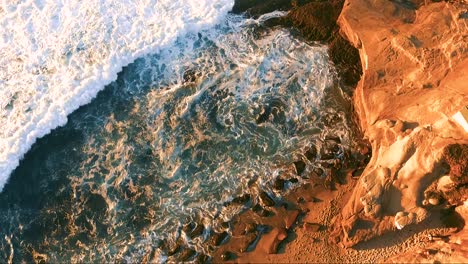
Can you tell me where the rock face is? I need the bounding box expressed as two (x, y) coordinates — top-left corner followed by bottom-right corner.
(220, 0), (467, 261)
(331, 0), (468, 248)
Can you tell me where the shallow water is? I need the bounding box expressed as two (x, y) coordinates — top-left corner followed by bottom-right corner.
(0, 10), (354, 263)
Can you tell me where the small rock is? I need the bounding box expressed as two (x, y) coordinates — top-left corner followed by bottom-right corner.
(289, 177), (299, 183)
(259, 191), (276, 207)
(260, 208), (275, 217)
(247, 175), (259, 187)
(304, 223), (321, 232)
(428, 198), (440, 206)
(220, 221), (230, 229)
(260, 227), (288, 254)
(273, 178), (285, 191)
(182, 222), (195, 233)
(311, 197), (321, 203)
(277, 231), (288, 241)
(394, 211), (417, 230)
(437, 175), (454, 192)
(167, 244), (181, 256)
(325, 136), (341, 143)
(321, 161), (334, 168)
(189, 223), (204, 238)
(359, 145), (370, 155)
(312, 168), (324, 177)
(244, 223), (257, 234)
(231, 194), (251, 205)
(321, 152), (335, 160)
(220, 251), (236, 261)
(305, 147), (317, 161)
(212, 231), (229, 246)
(284, 210), (300, 230)
(183, 69), (197, 83)
(294, 160), (306, 175)
(252, 204), (263, 213)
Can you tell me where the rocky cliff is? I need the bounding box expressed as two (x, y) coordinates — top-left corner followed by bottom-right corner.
(331, 0), (468, 259)
(213, 0), (468, 262)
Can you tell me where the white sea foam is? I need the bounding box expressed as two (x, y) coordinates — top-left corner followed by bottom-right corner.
(0, 0), (234, 191)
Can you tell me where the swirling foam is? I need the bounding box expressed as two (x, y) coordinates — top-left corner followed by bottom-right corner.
(0, 0), (234, 191)
(0, 12), (354, 261)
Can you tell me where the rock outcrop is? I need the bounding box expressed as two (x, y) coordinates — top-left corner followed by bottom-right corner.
(215, 0), (467, 261)
(331, 0), (468, 249)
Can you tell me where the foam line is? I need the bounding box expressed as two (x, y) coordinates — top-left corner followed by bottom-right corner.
(0, 0), (234, 191)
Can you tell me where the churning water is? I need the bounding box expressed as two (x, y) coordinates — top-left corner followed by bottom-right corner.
(0, 1), (354, 262)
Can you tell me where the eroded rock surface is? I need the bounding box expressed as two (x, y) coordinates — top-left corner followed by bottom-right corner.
(332, 0), (468, 251)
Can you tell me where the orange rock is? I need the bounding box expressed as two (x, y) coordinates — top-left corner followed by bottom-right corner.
(334, 0), (468, 247)
(304, 223), (321, 232)
(284, 210), (300, 230)
(258, 227), (288, 254)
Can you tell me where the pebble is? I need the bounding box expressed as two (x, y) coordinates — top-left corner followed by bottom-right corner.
(428, 197), (440, 206)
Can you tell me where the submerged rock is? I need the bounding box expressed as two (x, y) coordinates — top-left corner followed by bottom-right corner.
(259, 191), (276, 207)
(220, 251), (237, 261)
(293, 160), (306, 176)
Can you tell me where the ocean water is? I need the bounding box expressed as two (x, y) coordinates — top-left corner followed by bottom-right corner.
(0, 1), (354, 262)
(0, 0), (233, 190)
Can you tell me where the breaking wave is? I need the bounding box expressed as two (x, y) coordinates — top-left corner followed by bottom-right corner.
(0, 0), (233, 190)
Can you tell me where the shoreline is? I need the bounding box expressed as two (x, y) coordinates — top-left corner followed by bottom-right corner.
(212, 0), (467, 262)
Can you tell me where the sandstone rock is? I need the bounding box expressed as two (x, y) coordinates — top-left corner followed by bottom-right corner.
(273, 178), (286, 191)
(304, 223), (321, 232)
(394, 211), (417, 230)
(437, 175), (454, 193)
(220, 251), (236, 261)
(211, 231), (229, 246)
(258, 227), (288, 254)
(333, 0), (468, 247)
(428, 198), (440, 206)
(294, 160), (306, 176)
(305, 147), (317, 161)
(259, 191), (276, 207)
(284, 210), (300, 229)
